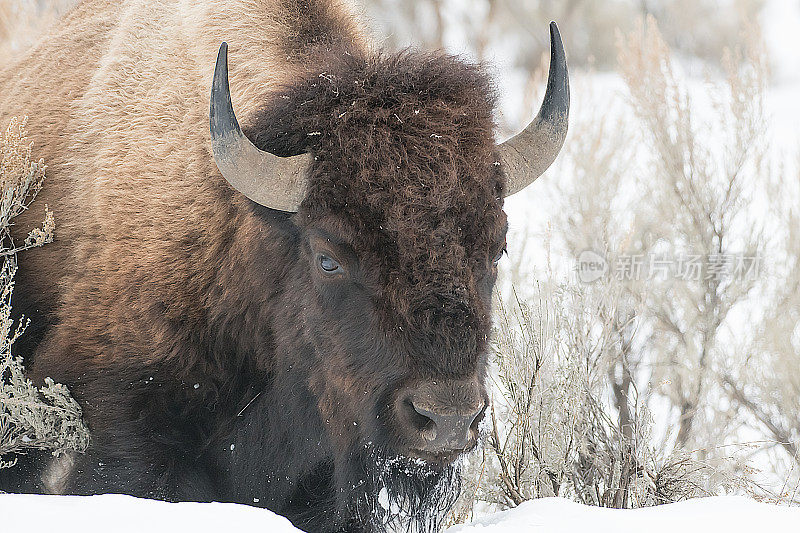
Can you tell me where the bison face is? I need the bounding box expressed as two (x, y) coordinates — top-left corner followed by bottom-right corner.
(296, 210), (506, 469)
(289, 200), (503, 529)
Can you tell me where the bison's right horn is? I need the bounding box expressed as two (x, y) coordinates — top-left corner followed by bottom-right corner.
(210, 42), (311, 212)
(497, 22), (570, 197)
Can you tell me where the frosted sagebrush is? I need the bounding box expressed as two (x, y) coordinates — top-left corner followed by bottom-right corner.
(615, 16), (779, 470)
(486, 284), (730, 510)
(450, 16), (776, 520)
(0, 118), (88, 471)
(0, 351), (89, 469)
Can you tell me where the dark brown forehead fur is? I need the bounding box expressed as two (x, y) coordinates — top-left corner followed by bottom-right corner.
(246, 50), (507, 373)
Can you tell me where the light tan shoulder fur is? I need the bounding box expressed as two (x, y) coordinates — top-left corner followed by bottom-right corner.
(0, 0), (368, 314)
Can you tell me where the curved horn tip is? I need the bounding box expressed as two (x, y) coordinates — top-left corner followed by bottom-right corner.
(548, 22), (565, 68)
(214, 42), (229, 84)
(542, 21), (569, 122)
(211, 41), (240, 142)
(497, 22), (570, 197)
(209, 41), (310, 212)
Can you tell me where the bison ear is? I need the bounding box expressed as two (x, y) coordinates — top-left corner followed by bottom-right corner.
(210, 42), (312, 212)
(497, 22), (570, 197)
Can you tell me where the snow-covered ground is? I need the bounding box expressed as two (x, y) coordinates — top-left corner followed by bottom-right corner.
(450, 497), (800, 533)
(1, 493), (798, 532)
(0, 493), (300, 533)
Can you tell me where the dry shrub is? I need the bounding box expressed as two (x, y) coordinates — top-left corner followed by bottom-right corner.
(0, 118), (55, 254)
(449, 275), (743, 524)
(721, 157), (800, 502)
(616, 15), (772, 456)
(451, 14), (786, 521)
(0, 118), (88, 472)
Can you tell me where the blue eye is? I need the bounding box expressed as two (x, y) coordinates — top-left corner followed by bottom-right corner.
(318, 254), (342, 273)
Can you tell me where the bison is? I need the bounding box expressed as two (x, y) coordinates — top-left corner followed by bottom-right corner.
(0, 0), (568, 531)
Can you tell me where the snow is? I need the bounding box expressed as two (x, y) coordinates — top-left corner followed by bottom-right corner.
(449, 497), (800, 533)
(0, 493), (300, 533)
(1, 493), (798, 532)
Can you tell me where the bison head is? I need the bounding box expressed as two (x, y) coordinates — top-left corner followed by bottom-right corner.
(210, 23), (568, 531)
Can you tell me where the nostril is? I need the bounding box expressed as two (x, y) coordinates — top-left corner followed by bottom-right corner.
(404, 398), (436, 434)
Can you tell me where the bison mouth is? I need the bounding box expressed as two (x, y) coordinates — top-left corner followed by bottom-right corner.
(355, 445), (463, 533)
(317, 382), (485, 530)
(406, 448), (469, 465)
(332, 410), (475, 531)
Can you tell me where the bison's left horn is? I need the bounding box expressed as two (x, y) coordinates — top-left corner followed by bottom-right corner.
(210, 42), (311, 212)
(498, 22), (570, 197)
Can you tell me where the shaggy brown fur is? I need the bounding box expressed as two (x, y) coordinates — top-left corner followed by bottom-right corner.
(0, 1), (510, 532)
(247, 50), (506, 375)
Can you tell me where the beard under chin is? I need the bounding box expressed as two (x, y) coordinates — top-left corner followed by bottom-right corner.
(342, 445), (462, 533)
